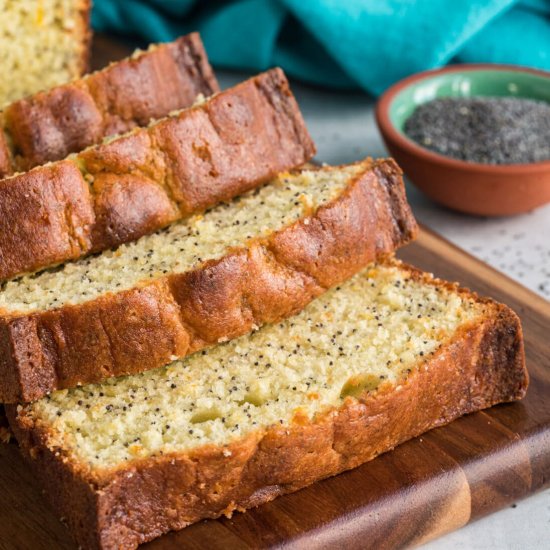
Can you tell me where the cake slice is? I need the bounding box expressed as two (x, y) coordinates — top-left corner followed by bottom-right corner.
(0, 0), (91, 108)
(0, 32), (218, 176)
(7, 259), (527, 550)
(0, 158), (416, 402)
(0, 68), (314, 282)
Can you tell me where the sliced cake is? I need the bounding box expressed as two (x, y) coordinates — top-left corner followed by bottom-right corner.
(7, 259), (527, 549)
(0, 0), (90, 107)
(0, 159), (416, 402)
(0, 68), (314, 282)
(0, 32), (218, 176)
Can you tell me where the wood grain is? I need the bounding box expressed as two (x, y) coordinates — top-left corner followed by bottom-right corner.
(0, 36), (548, 550)
(1, 227), (548, 550)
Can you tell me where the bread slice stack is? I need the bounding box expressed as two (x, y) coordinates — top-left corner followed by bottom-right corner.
(0, 32), (219, 177)
(0, 66), (313, 281)
(0, 158), (417, 402)
(0, 34), (528, 550)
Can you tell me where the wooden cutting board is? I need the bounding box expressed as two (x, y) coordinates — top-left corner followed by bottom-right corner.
(0, 227), (548, 550)
(0, 36), (549, 550)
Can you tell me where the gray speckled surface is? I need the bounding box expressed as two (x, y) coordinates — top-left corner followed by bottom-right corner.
(218, 70), (550, 549)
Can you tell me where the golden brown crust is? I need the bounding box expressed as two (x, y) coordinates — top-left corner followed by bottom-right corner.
(6, 273), (527, 549)
(0, 161), (96, 278)
(77, 0), (93, 77)
(0, 127), (11, 177)
(0, 33), (219, 176)
(0, 160), (416, 402)
(0, 68), (314, 282)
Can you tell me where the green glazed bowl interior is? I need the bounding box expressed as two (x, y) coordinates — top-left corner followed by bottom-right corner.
(389, 68), (550, 135)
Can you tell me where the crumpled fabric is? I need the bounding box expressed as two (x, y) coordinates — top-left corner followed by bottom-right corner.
(92, 0), (550, 95)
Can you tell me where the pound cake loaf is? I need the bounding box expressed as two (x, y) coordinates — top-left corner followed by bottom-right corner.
(0, 159), (417, 403)
(0, 32), (219, 177)
(0, 68), (314, 283)
(7, 259), (527, 550)
(0, 0), (90, 107)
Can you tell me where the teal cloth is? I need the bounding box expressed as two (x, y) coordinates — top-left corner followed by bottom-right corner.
(91, 0), (550, 95)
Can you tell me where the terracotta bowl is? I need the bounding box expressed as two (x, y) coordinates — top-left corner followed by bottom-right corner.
(375, 64), (550, 216)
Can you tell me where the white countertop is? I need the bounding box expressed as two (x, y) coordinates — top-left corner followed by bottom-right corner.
(218, 70), (550, 549)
